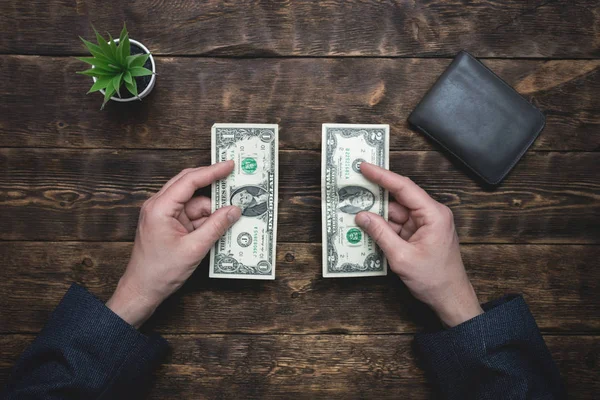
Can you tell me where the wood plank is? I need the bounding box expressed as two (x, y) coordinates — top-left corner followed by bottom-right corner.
(1, 242), (597, 334)
(0, 334), (597, 399)
(1, 56), (599, 151)
(1, 1), (599, 58)
(0, 149), (597, 243)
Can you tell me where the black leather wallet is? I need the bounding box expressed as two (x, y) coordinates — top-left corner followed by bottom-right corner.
(408, 51), (545, 185)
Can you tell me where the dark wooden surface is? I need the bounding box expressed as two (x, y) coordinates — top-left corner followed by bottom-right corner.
(0, 1), (599, 399)
(2, 0), (599, 58)
(2, 57), (600, 151)
(1, 242), (598, 334)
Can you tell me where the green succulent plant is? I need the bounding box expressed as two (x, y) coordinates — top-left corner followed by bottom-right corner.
(77, 24), (154, 109)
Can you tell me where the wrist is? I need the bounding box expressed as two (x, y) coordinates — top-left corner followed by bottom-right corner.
(437, 302), (484, 328)
(432, 281), (484, 328)
(106, 278), (159, 329)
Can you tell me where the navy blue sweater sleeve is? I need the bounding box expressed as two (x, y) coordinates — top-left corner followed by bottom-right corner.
(2, 284), (169, 400)
(414, 295), (566, 399)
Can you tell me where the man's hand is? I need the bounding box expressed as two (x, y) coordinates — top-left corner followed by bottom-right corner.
(106, 161), (241, 328)
(355, 163), (483, 327)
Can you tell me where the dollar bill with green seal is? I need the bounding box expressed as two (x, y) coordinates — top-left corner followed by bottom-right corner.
(210, 124), (279, 280)
(321, 124), (389, 278)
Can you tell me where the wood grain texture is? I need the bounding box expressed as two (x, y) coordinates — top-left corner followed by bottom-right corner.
(1, 1), (599, 58)
(1, 56), (599, 151)
(0, 334), (598, 399)
(2, 1), (599, 398)
(0, 149), (597, 243)
(1, 242), (597, 334)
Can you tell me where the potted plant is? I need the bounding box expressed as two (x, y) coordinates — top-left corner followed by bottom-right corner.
(77, 24), (156, 109)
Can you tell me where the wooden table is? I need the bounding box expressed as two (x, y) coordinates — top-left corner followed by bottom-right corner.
(1, 1), (599, 398)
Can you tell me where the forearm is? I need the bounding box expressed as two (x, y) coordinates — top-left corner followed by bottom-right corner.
(415, 295), (566, 399)
(2, 284), (168, 400)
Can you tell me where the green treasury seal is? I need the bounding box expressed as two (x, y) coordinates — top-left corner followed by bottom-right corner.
(241, 157), (258, 174)
(346, 228), (362, 244)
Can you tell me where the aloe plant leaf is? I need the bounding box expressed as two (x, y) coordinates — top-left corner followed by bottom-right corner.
(123, 70), (133, 84)
(77, 68), (116, 78)
(125, 78), (138, 98)
(119, 23), (128, 43)
(94, 27), (114, 60)
(129, 66), (153, 77)
(129, 54), (150, 68)
(76, 57), (119, 71)
(101, 85), (116, 110)
(125, 54), (141, 67)
(87, 76), (112, 93)
(107, 32), (121, 65)
(125, 54), (139, 67)
(80, 37), (102, 54)
(112, 73), (123, 98)
(119, 34), (130, 65)
(79, 37), (112, 62)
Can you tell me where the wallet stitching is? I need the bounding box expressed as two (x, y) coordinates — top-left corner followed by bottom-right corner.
(410, 51), (546, 185)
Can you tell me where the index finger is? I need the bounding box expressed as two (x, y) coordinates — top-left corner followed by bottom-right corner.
(157, 160), (234, 209)
(155, 167), (201, 197)
(360, 162), (436, 211)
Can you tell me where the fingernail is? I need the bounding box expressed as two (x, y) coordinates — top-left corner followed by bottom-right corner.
(356, 213), (371, 228)
(227, 206), (242, 223)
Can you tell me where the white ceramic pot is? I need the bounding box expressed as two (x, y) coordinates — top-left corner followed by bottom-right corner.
(92, 38), (156, 102)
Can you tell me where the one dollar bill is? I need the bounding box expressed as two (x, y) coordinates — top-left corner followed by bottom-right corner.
(210, 124), (279, 280)
(322, 124), (389, 278)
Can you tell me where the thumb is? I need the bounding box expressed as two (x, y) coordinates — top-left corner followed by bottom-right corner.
(355, 211), (411, 261)
(184, 206), (242, 253)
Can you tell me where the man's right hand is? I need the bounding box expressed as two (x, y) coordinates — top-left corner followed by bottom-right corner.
(355, 163), (484, 328)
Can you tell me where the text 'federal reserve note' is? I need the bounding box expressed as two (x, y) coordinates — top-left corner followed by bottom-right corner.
(210, 124), (279, 280)
(322, 124), (389, 278)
